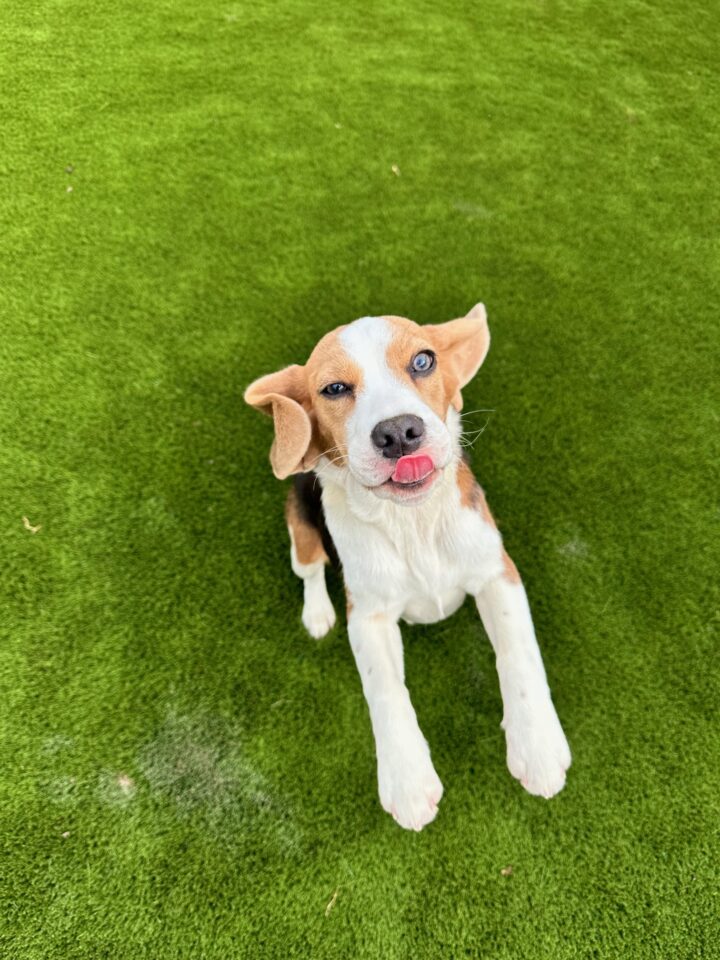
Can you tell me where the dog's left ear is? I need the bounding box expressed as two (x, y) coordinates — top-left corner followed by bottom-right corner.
(244, 365), (313, 479)
(425, 303), (490, 411)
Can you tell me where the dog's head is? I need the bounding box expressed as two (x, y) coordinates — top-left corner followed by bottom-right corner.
(245, 304), (489, 504)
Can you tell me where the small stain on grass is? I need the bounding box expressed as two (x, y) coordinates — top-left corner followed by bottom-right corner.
(97, 771), (137, 806)
(558, 537), (589, 559)
(452, 200), (493, 220)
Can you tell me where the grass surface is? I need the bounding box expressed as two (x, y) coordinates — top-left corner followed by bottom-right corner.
(2, 0), (719, 957)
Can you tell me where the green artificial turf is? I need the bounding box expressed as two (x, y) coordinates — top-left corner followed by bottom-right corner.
(2, 0), (719, 956)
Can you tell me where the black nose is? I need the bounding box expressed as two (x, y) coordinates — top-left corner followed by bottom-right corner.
(371, 415), (425, 459)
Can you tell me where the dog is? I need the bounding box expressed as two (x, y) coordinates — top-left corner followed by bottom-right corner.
(244, 304), (571, 830)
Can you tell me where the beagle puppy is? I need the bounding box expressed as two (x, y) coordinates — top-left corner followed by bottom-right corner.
(245, 305), (571, 831)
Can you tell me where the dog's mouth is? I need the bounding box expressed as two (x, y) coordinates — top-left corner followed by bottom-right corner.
(378, 454), (439, 498)
(390, 454), (434, 484)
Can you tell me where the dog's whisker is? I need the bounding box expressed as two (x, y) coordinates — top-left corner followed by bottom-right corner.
(460, 418), (491, 447)
(317, 445), (343, 459)
(459, 408), (495, 420)
(316, 453), (347, 470)
(461, 434), (488, 449)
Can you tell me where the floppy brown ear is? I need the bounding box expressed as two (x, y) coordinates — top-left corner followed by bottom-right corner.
(425, 303), (490, 411)
(244, 365), (313, 479)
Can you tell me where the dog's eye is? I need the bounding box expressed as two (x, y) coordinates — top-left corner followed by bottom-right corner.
(410, 350), (436, 376)
(321, 382), (352, 398)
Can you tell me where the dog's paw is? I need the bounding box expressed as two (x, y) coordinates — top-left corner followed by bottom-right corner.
(302, 594), (336, 639)
(378, 743), (444, 831)
(504, 700), (571, 799)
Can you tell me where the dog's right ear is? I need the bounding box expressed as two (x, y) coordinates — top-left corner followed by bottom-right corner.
(425, 303), (490, 411)
(244, 365), (312, 479)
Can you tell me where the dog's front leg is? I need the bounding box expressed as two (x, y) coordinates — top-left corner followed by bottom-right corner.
(348, 610), (443, 830)
(476, 569), (571, 798)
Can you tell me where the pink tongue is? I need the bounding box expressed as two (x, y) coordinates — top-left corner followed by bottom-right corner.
(392, 454), (434, 484)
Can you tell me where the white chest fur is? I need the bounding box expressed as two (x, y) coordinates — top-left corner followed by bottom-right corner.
(320, 460), (504, 622)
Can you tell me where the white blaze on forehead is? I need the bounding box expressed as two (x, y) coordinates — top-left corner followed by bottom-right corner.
(339, 316), (434, 429)
(339, 316), (393, 381)
(340, 316), (414, 419)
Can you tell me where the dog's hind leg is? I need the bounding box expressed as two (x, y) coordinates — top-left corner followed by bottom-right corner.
(286, 487), (336, 639)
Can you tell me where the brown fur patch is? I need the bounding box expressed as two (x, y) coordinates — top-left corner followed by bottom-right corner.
(502, 549), (521, 584)
(345, 587), (353, 619)
(476, 487), (497, 529)
(286, 488), (327, 566)
(457, 461), (521, 583)
(457, 458), (480, 510)
(456, 460), (496, 528)
(383, 316), (450, 421)
(303, 329), (364, 469)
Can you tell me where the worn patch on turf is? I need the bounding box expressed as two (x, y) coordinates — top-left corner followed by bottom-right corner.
(138, 710), (301, 849)
(42, 735), (75, 755)
(42, 775), (79, 805)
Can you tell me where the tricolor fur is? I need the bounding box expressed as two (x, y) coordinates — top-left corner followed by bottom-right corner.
(245, 305), (571, 831)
